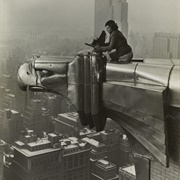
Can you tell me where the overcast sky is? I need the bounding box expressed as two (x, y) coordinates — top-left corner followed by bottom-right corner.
(128, 0), (180, 33)
(1, 0), (180, 36)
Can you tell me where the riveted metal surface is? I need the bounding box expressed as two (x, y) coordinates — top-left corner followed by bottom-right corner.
(103, 100), (166, 144)
(68, 55), (84, 110)
(91, 84), (99, 114)
(68, 55), (84, 85)
(135, 63), (173, 86)
(41, 74), (68, 96)
(102, 82), (166, 120)
(103, 101), (165, 133)
(169, 66), (180, 107)
(106, 63), (137, 82)
(84, 55), (91, 114)
(34, 57), (71, 74)
(90, 55), (99, 115)
(34, 56), (73, 62)
(83, 54), (95, 128)
(67, 84), (84, 111)
(143, 58), (174, 66)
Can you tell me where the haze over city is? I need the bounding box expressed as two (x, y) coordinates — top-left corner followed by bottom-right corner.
(1, 0), (180, 38)
(0, 1), (180, 180)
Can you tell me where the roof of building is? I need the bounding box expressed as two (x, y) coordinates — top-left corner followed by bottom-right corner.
(96, 159), (116, 169)
(48, 133), (57, 137)
(13, 145), (61, 157)
(82, 137), (105, 148)
(57, 112), (79, 122)
(121, 164), (136, 176)
(13, 133), (91, 157)
(64, 144), (78, 149)
(15, 141), (25, 147)
(27, 139), (51, 147)
(79, 128), (96, 135)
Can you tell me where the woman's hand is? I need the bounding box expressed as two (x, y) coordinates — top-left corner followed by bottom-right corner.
(94, 45), (102, 52)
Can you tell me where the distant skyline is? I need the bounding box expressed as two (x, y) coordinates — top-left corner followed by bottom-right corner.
(0, 0), (180, 38)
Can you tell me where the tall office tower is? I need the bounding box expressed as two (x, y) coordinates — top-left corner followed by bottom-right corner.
(61, 137), (91, 180)
(100, 129), (122, 168)
(0, 61), (5, 85)
(0, 109), (23, 144)
(4, 48), (25, 77)
(42, 94), (67, 116)
(0, 140), (6, 180)
(23, 99), (52, 135)
(1, 74), (26, 113)
(54, 112), (83, 136)
(3, 93), (15, 110)
(94, 0), (129, 38)
(1, 75), (15, 92)
(0, 47), (13, 85)
(1, 90), (26, 115)
(13, 83), (27, 113)
(0, 87), (6, 110)
(153, 32), (180, 59)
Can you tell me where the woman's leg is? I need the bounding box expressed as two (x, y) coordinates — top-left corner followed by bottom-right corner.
(118, 51), (133, 64)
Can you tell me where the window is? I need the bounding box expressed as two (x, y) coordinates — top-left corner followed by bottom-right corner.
(74, 156), (78, 167)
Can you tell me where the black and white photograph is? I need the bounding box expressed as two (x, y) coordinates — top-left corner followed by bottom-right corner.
(0, 0), (180, 179)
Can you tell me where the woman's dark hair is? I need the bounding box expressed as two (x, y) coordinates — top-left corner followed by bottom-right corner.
(105, 20), (118, 30)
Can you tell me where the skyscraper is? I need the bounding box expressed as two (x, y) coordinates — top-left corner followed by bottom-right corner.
(153, 32), (180, 59)
(61, 137), (91, 180)
(0, 109), (23, 144)
(94, 0), (128, 38)
(0, 140), (6, 180)
(23, 99), (52, 135)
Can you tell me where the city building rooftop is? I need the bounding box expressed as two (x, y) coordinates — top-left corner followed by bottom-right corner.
(57, 112), (79, 122)
(96, 159), (116, 169)
(82, 137), (105, 148)
(14, 133), (90, 157)
(48, 133), (57, 137)
(121, 164), (136, 176)
(13, 145), (61, 157)
(15, 141), (25, 147)
(27, 139), (51, 147)
(79, 128), (96, 135)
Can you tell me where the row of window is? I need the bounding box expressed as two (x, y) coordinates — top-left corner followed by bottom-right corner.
(63, 170), (89, 180)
